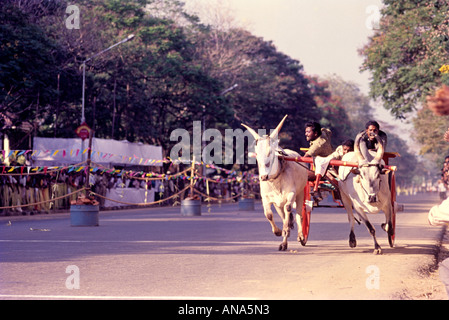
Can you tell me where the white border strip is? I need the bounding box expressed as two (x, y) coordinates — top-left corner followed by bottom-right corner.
(0, 239), (274, 245)
(0, 294), (257, 300)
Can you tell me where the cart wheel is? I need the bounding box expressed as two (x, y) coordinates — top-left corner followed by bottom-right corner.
(300, 183), (312, 246)
(388, 172), (396, 248)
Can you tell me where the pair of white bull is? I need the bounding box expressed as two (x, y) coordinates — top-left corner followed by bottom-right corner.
(242, 115), (394, 254)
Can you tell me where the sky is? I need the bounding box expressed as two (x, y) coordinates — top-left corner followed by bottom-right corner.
(184, 0), (414, 140)
(227, 0), (381, 93)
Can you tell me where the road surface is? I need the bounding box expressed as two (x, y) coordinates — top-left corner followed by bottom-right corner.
(0, 192), (447, 300)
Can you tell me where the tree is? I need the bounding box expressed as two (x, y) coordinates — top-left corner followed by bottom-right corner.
(79, 0), (234, 151)
(193, 26), (319, 151)
(306, 76), (354, 147)
(413, 107), (449, 163)
(322, 74), (374, 136)
(360, 0), (449, 119)
(4, 0), (377, 170)
(0, 1), (77, 148)
(1, 0), (234, 152)
(187, 0), (319, 152)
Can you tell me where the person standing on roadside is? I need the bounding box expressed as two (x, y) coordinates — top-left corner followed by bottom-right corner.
(438, 178), (447, 201)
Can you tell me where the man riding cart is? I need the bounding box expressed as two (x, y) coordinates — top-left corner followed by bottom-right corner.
(303, 120), (393, 205)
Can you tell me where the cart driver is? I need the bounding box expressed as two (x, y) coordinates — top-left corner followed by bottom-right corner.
(304, 121), (333, 158)
(355, 120), (388, 160)
(303, 121), (335, 197)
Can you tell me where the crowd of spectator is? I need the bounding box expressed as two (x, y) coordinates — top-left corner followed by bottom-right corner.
(0, 165), (260, 216)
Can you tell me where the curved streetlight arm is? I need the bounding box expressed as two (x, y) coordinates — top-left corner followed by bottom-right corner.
(81, 34), (135, 123)
(84, 34), (135, 64)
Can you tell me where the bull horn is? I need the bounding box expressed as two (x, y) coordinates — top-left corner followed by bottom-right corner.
(354, 132), (366, 165)
(270, 115), (288, 139)
(373, 134), (385, 163)
(241, 123), (261, 140)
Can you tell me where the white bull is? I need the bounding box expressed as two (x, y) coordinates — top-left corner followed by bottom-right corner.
(242, 115), (308, 251)
(338, 133), (394, 254)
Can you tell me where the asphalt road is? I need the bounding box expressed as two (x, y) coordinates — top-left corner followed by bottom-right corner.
(0, 192), (447, 300)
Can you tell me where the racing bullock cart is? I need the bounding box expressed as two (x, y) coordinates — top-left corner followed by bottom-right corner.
(280, 151), (400, 254)
(242, 115), (402, 254)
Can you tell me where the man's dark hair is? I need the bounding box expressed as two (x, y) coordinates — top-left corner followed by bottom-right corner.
(342, 139), (354, 150)
(365, 120), (380, 130)
(305, 121), (322, 136)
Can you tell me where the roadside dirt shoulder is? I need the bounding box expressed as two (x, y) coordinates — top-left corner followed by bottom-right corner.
(395, 226), (449, 300)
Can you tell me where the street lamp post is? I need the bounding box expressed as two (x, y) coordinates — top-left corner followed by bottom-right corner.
(81, 33), (135, 124)
(80, 34), (135, 161)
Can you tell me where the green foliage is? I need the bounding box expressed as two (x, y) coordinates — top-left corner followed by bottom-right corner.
(413, 107), (449, 158)
(359, 0), (449, 178)
(306, 76), (354, 147)
(0, 4), (64, 119)
(360, 0), (449, 119)
(0, 0), (421, 183)
(196, 29), (319, 150)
